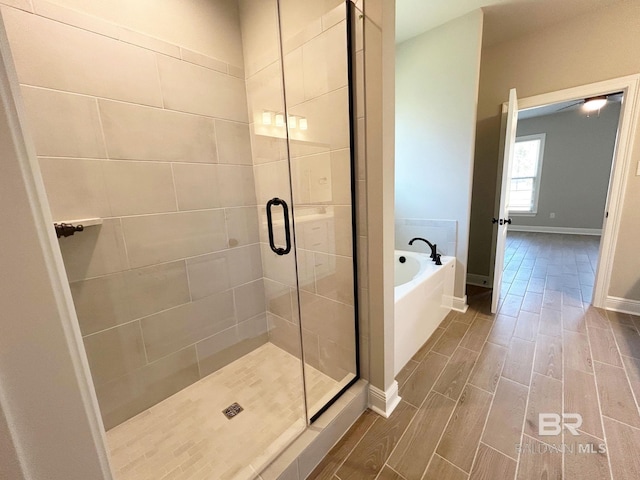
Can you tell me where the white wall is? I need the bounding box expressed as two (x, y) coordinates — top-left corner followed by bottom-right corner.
(395, 9), (483, 301)
(513, 103), (621, 230)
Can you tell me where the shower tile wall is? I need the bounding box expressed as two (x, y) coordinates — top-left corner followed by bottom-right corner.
(395, 218), (458, 257)
(1, 0), (268, 429)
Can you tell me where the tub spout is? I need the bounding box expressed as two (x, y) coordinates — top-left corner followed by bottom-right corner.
(408, 237), (437, 261)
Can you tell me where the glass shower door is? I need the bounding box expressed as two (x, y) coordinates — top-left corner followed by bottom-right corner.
(278, 0), (360, 420)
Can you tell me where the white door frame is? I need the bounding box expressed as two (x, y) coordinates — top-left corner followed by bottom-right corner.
(491, 88), (518, 313)
(491, 74), (640, 309)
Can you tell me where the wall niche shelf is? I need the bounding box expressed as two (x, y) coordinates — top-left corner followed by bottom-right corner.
(53, 217), (103, 238)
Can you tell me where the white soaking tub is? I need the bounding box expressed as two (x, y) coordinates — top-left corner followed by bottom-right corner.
(394, 250), (455, 375)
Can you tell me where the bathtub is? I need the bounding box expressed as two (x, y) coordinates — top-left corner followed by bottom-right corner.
(394, 250), (455, 375)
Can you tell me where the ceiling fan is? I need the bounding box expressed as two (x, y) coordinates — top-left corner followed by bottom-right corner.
(556, 91), (624, 113)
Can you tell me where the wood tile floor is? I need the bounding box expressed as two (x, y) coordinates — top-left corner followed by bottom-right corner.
(309, 232), (640, 480)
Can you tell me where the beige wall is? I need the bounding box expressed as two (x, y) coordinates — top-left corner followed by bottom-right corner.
(363, 0), (397, 394)
(0, 405), (23, 480)
(469, 0), (640, 301)
(395, 10), (483, 301)
(1, 0), (268, 429)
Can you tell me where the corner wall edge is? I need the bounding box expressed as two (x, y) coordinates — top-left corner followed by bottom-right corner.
(368, 381), (400, 418)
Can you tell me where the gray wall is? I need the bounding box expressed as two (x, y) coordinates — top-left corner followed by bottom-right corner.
(513, 102), (620, 229)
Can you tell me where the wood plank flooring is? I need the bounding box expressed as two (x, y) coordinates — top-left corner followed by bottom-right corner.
(307, 232), (640, 480)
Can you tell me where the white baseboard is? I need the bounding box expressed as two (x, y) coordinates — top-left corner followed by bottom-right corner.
(452, 295), (469, 313)
(605, 296), (640, 316)
(368, 381), (401, 418)
(467, 274), (490, 287)
(508, 225), (602, 236)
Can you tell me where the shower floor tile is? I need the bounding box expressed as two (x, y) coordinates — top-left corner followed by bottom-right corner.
(106, 343), (340, 480)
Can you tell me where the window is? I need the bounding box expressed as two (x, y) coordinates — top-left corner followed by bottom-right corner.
(509, 133), (546, 214)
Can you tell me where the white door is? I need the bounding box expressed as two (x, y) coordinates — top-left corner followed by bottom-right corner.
(492, 88), (519, 313)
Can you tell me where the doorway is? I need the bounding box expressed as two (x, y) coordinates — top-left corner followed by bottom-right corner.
(490, 76), (640, 313)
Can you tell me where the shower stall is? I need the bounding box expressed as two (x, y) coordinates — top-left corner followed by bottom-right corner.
(0, 0), (362, 477)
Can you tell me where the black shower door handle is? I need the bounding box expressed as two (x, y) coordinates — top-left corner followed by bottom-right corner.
(266, 197), (292, 255)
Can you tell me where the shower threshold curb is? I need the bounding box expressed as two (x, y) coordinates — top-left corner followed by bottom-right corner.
(258, 379), (368, 480)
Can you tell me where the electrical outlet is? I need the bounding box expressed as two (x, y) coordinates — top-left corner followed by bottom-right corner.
(550, 212), (556, 219)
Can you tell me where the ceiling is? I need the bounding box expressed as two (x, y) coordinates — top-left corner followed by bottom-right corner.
(396, 0), (623, 46)
(518, 93), (623, 120)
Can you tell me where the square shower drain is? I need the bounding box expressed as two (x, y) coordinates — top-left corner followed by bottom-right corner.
(222, 402), (244, 419)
